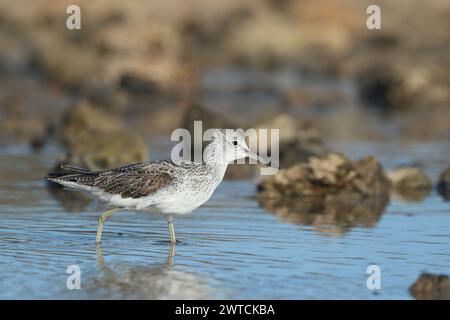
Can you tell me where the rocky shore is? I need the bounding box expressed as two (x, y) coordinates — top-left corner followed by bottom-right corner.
(1, 0), (449, 144)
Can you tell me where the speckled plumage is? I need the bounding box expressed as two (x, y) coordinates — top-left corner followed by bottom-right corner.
(46, 129), (259, 217)
(52, 161), (175, 199)
(46, 129), (269, 243)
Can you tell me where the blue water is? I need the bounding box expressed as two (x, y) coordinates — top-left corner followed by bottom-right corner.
(0, 142), (449, 299)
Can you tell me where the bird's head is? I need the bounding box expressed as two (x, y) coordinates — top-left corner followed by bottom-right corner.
(208, 129), (270, 165)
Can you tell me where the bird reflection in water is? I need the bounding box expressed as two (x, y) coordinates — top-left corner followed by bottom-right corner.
(91, 243), (214, 299)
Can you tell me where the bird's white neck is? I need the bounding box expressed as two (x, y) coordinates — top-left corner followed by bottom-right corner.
(203, 141), (230, 178)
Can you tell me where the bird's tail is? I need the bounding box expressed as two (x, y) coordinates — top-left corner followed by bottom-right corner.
(45, 164), (96, 191)
(59, 164), (91, 173)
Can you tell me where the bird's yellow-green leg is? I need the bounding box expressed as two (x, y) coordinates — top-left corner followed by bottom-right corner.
(167, 216), (176, 244)
(96, 208), (120, 243)
(167, 242), (175, 267)
(96, 243), (105, 269)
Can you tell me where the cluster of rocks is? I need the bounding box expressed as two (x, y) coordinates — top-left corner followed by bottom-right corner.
(257, 152), (450, 230)
(258, 153), (390, 199)
(356, 62), (450, 113)
(257, 153), (391, 232)
(0, 0), (449, 150)
(0, 1), (448, 208)
(2, 0), (448, 116)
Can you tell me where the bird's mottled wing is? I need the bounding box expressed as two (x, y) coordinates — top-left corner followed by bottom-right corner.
(93, 161), (175, 199)
(51, 161), (176, 199)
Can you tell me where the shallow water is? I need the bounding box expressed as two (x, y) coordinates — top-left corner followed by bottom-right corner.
(0, 141), (449, 299)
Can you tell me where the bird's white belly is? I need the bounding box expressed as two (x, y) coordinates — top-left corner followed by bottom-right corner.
(150, 189), (214, 215)
(135, 175), (222, 215)
(87, 186), (214, 216)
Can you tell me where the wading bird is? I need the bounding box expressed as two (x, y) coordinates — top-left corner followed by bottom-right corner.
(47, 129), (269, 244)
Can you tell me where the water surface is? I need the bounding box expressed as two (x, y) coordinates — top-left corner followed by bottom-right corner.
(0, 142), (449, 299)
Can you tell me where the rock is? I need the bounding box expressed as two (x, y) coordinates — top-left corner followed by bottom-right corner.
(357, 62), (450, 112)
(357, 64), (401, 110)
(394, 65), (449, 109)
(387, 167), (432, 202)
(409, 272), (450, 300)
(437, 166), (450, 201)
(257, 153), (390, 199)
(57, 101), (148, 170)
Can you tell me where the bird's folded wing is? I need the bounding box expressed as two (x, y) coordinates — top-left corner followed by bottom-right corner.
(94, 170), (173, 199)
(49, 161), (175, 199)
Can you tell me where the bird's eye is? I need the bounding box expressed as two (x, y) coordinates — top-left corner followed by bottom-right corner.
(232, 140), (238, 146)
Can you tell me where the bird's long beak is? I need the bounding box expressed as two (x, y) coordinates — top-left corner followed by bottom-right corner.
(245, 148), (271, 166)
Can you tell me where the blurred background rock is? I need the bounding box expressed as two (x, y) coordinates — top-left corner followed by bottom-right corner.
(0, 0), (448, 174)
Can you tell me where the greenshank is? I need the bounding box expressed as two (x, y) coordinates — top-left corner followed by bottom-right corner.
(47, 129), (269, 244)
